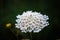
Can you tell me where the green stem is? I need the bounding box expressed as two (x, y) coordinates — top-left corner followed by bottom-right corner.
(16, 29), (19, 40)
(30, 32), (32, 40)
(9, 29), (18, 40)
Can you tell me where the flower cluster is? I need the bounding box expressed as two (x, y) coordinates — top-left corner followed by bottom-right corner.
(15, 11), (49, 33)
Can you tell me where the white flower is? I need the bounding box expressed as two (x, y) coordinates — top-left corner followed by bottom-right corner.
(15, 11), (49, 33)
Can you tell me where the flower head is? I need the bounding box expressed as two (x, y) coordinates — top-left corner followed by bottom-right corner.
(6, 23), (12, 28)
(15, 11), (49, 33)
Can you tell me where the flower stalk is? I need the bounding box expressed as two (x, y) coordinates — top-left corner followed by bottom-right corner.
(30, 32), (32, 40)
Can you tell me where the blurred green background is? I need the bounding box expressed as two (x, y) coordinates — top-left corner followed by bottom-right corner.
(0, 0), (60, 40)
